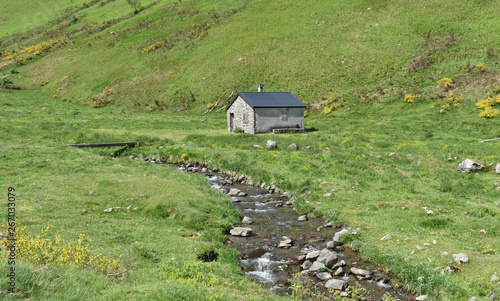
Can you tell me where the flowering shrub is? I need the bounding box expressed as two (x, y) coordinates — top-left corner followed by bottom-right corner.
(432, 92), (462, 110)
(322, 95), (343, 114)
(404, 93), (423, 103)
(437, 77), (453, 90)
(143, 42), (164, 53)
(190, 22), (216, 40)
(481, 248), (496, 255)
(84, 86), (114, 108)
(1, 36), (67, 66)
(477, 95), (500, 118)
(0, 224), (122, 276)
(475, 63), (487, 72)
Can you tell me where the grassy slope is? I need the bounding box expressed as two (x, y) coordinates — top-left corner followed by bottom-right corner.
(0, 89), (284, 300)
(2, 0), (500, 110)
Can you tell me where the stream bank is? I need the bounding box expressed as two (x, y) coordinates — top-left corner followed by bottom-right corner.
(174, 162), (412, 300)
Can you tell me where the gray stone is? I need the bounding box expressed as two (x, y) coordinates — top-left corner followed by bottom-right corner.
(415, 296), (428, 301)
(228, 188), (241, 196)
(90, 191), (96, 195)
(325, 279), (347, 291)
(254, 145), (263, 149)
(302, 260), (312, 270)
(316, 249), (331, 263)
(103, 208), (113, 212)
(350, 267), (372, 276)
(457, 159), (484, 173)
(287, 143), (298, 150)
(298, 215), (308, 221)
(242, 216), (254, 224)
(230, 227), (253, 237)
(247, 248), (266, 259)
(278, 236), (292, 248)
(333, 260), (346, 269)
(491, 273), (499, 282)
(334, 267), (343, 276)
(309, 261), (326, 272)
(237, 191), (247, 197)
(324, 253), (339, 268)
(326, 241), (335, 249)
(231, 197), (241, 203)
(469, 297), (477, 301)
(452, 253), (469, 264)
(496, 163), (500, 174)
(306, 250), (321, 260)
(316, 272), (332, 281)
(333, 229), (349, 245)
(266, 140), (277, 149)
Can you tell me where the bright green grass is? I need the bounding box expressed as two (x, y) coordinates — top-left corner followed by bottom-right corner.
(127, 101), (498, 299)
(2, 0), (500, 111)
(0, 89), (285, 300)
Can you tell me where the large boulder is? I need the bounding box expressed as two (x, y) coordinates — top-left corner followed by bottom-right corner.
(230, 227), (253, 237)
(325, 279), (347, 290)
(452, 253), (469, 264)
(350, 267), (372, 277)
(457, 159), (484, 173)
(308, 261), (326, 272)
(333, 229), (349, 245)
(228, 188), (242, 196)
(266, 140), (277, 149)
(317, 249), (339, 268)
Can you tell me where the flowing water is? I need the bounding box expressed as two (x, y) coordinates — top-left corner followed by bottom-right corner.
(178, 165), (411, 300)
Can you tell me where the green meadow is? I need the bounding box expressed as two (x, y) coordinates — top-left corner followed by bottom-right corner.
(1, 0), (500, 300)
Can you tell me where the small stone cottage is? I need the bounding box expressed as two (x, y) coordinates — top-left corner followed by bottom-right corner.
(226, 85), (306, 134)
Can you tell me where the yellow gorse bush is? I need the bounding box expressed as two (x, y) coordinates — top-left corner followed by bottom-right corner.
(437, 77), (453, 89)
(432, 93), (462, 110)
(143, 42), (164, 53)
(0, 224), (122, 276)
(1, 37), (67, 66)
(404, 93), (422, 103)
(84, 86), (114, 108)
(190, 22), (216, 39)
(476, 95), (500, 119)
(322, 95), (343, 114)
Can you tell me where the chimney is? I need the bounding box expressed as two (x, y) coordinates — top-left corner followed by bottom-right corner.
(258, 84), (263, 92)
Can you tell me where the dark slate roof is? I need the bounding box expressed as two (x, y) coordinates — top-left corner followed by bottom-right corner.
(226, 92), (306, 110)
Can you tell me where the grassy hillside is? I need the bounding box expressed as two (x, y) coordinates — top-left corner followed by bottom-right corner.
(2, 0), (500, 111)
(0, 89), (286, 300)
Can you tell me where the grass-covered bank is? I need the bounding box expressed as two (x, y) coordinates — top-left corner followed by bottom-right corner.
(124, 103), (499, 299)
(0, 89), (286, 300)
(1, 83), (499, 299)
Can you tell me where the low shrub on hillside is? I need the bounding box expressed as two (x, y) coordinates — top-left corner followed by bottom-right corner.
(404, 93), (423, 103)
(477, 94), (500, 119)
(322, 95), (344, 114)
(0, 224), (122, 277)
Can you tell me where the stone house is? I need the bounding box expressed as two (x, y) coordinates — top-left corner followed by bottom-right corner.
(226, 85), (306, 134)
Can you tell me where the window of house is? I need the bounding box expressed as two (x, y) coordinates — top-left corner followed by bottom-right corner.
(243, 111), (248, 123)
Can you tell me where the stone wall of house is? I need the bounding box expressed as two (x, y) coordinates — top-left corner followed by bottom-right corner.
(254, 107), (304, 133)
(227, 97), (255, 134)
